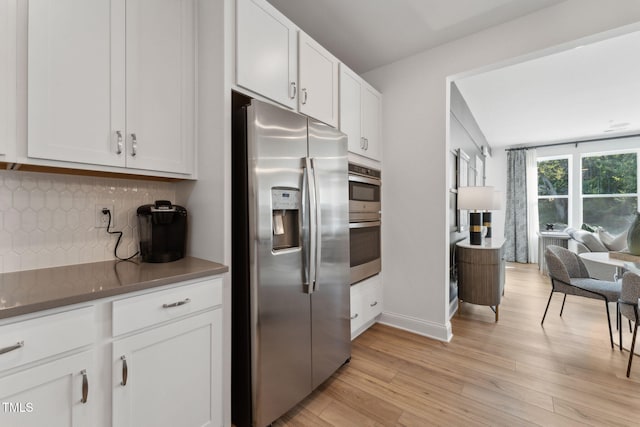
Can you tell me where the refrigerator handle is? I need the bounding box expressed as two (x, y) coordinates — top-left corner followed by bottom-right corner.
(305, 157), (317, 293)
(301, 163), (310, 292)
(310, 158), (321, 291)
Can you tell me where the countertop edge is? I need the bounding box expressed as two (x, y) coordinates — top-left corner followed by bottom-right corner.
(0, 258), (228, 321)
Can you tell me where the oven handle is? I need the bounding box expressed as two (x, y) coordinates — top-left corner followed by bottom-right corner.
(348, 174), (381, 187)
(349, 221), (381, 229)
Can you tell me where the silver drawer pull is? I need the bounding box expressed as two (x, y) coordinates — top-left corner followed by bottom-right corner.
(370, 301), (378, 307)
(116, 130), (123, 154)
(120, 355), (128, 386)
(162, 298), (191, 308)
(81, 369), (89, 404)
(350, 313), (358, 320)
(0, 341), (24, 355)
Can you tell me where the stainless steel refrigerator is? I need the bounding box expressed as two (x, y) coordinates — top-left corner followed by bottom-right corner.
(232, 96), (351, 427)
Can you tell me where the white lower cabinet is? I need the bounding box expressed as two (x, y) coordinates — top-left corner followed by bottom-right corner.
(112, 310), (222, 427)
(0, 276), (224, 427)
(0, 306), (96, 427)
(350, 274), (383, 339)
(0, 350), (94, 427)
(350, 283), (365, 336)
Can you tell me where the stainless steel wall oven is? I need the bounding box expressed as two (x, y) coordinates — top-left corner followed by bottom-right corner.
(349, 163), (381, 284)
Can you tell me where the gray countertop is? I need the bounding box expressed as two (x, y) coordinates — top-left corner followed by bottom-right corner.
(0, 257), (228, 320)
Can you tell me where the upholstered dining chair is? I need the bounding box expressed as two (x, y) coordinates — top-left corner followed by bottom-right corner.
(542, 245), (621, 348)
(618, 271), (640, 377)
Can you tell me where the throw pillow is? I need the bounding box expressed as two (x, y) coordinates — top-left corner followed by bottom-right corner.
(572, 230), (608, 252)
(598, 228), (628, 252)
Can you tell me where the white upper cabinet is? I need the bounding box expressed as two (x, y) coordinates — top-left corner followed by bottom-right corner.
(1, 0), (16, 159)
(298, 32), (339, 127)
(27, 0), (194, 175)
(28, 0), (122, 167)
(361, 84), (382, 161)
(236, 0), (298, 109)
(339, 64), (381, 161)
(235, 0), (339, 127)
(339, 65), (363, 156)
(124, 0), (195, 174)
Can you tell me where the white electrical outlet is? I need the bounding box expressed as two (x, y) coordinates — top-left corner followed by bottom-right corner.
(95, 204), (115, 228)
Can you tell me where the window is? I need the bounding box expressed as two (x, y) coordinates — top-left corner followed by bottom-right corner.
(537, 157), (569, 231)
(582, 153), (638, 234)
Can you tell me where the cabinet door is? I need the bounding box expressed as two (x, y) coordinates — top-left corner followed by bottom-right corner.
(363, 275), (383, 319)
(361, 84), (382, 161)
(339, 65), (363, 156)
(125, 0), (194, 174)
(112, 310), (222, 427)
(298, 32), (339, 127)
(350, 283), (365, 337)
(27, 0), (125, 167)
(236, 0), (298, 109)
(1, 0), (16, 158)
(0, 351), (94, 427)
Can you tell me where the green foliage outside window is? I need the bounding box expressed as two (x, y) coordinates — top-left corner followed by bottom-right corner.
(582, 154), (637, 195)
(538, 158), (568, 196)
(582, 153), (637, 234)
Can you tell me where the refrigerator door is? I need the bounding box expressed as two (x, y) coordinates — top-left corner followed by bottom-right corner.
(307, 119), (351, 388)
(247, 100), (312, 427)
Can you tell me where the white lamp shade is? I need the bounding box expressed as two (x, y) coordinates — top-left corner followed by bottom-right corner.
(457, 186), (495, 211)
(492, 190), (504, 211)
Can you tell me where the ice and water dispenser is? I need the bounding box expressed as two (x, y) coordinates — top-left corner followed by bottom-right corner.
(271, 188), (300, 251)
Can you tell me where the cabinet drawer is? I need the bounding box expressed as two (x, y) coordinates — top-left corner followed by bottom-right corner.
(112, 278), (222, 336)
(0, 306), (95, 372)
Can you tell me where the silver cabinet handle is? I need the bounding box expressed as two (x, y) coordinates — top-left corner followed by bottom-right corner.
(0, 341), (24, 355)
(290, 82), (297, 99)
(120, 355), (128, 386)
(81, 369), (89, 404)
(116, 131), (123, 155)
(370, 301), (378, 307)
(162, 298), (191, 308)
(364, 138), (369, 150)
(350, 313), (358, 320)
(360, 137), (365, 149)
(130, 133), (137, 157)
(301, 88), (308, 105)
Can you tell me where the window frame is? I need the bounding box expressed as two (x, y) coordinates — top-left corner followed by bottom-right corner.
(579, 149), (639, 232)
(537, 154), (572, 231)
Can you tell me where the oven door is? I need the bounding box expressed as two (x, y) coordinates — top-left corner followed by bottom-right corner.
(349, 175), (381, 216)
(349, 220), (381, 284)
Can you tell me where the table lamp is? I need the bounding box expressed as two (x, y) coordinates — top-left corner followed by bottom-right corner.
(458, 186), (495, 245)
(484, 190), (503, 239)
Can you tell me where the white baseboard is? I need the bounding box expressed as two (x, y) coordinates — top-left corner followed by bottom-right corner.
(378, 311), (452, 342)
(449, 298), (458, 320)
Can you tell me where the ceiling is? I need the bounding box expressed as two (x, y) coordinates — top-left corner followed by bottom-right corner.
(266, 1), (640, 148)
(267, 0), (565, 74)
(455, 30), (640, 148)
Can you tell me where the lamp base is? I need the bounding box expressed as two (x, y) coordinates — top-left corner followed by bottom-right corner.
(469, 212), (482, 245)
(483, 212), (492, 238)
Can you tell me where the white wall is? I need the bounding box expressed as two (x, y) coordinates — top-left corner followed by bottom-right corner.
(363, 0), (640, 341)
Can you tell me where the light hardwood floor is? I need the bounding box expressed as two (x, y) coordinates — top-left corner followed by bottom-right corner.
(273, 263), (640, 426)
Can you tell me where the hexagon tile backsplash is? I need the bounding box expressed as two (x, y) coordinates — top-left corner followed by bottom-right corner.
(0, 170), (176, 273)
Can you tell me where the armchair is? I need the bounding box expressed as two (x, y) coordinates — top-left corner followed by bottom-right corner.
(542, 245), (621, 348)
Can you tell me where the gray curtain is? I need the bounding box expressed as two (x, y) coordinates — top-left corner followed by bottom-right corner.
(505, 149), (529, 262)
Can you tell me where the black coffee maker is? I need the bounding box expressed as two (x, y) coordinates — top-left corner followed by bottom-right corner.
(137, 200), (187, 263)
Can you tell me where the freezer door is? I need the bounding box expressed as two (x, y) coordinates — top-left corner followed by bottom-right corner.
(247, 100), (312, 427)
(307, 119), (351, 388)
